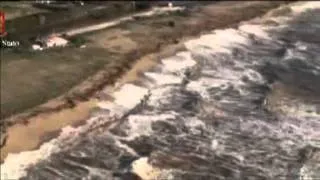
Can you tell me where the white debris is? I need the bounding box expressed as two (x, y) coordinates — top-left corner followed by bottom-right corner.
(32, 44), (43, 51)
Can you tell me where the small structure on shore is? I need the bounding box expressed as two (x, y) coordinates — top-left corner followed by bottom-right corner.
(46, 35), (68, 47)
(32, 34), (68, 51)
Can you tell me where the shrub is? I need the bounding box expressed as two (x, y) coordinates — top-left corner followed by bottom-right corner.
(69, 36), (86, 47)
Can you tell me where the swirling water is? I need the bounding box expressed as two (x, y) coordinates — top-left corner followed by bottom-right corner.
(1, 2), (320, 180)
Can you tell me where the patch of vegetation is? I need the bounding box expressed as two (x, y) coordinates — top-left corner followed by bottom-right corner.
(1, 46), (112, 119)
(68, 36), (87, 47)
(173, 9), (190, 17)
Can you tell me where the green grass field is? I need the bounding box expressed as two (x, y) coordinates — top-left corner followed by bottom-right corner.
(0, 2), (48, 20)
(0, 45), (114, 119)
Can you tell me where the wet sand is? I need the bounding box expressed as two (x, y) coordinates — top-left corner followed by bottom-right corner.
(0, 100), (96, 161)
(0, 1), (287, 162)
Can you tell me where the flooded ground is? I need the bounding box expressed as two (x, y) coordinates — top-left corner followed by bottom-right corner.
(1, 2), (320, 180)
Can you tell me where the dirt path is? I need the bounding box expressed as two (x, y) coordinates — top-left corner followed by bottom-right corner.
(61, 6), (184, 36)
(1, 1), (288, 162)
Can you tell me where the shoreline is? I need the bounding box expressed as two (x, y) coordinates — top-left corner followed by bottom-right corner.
(0, 1), (288, 162)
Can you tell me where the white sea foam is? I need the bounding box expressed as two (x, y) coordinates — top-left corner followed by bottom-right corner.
(113, 84), (149, 109)
(211, 139), (219, 150)
(98, 84), (149, 117)
(125, 113), (176, 140)
(295, 41), (308, 51)
(161, 52), (197, 73)
(186, 80), (213, 99)
(290, 1), (320, 14)
(0, 124), (84, 180)
(131, 157), (162, 180)
(114, 139), (138, 156)
(144, 72), (182, 85)
(1, 142), (59, 179)
(244, 69), (265, 83)
(184, 117), (206, 135)
(148, 86), (177, 107)
(238, 24), (271, 39)
(210, 29), (249, 45)
(185, 29), (249, 54)
(183, 27), (253, 98)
